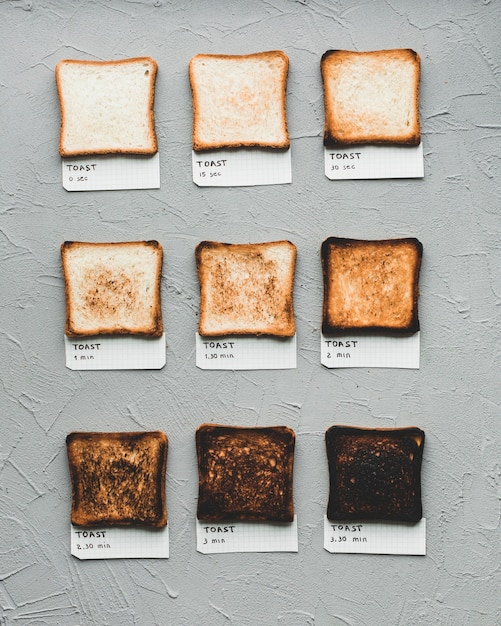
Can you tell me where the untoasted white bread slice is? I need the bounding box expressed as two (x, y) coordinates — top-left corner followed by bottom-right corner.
(61, 241), (163, 337)
(322, 237), (422, 334)
(321, 49), (420, 146)
(67, 431), (168, 527)
(196, 240), (296, 337)
(56, 57), (158, 157)
(189, 51), (290, 151)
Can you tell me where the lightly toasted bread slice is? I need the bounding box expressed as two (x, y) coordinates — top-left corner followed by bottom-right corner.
(326, 425), (424, 522)
(66, 431), (168, 527)
(196, 424), (295, 522)
(189, 51), (290, 151)
(61, 241), (163, 337)
(321, 237), (422, 334)
(196, 240), (296, 337)
(321, 49), (420, 147)
(56, 57), (158, 157)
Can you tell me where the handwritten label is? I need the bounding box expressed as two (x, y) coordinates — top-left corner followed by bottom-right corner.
(324, 144), (423, 180)
(321, 332), (420, 369)
(196, 333), (296, 370)
(62, 153), (160, 191)
(196, 517), (298, 554)
(65, 334), (166, 370)
(71, 524), (169, 560)
(192, 149), (291, 187)
(324, 517), (426, 555)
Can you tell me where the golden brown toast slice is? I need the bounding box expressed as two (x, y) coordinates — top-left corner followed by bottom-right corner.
(321, 237), (422, 334)
(196, 240), (296, 337)
(66, 431), (168, 527)
(189, 51), (290, 151)
(321, 49), (420, 147)
(326, 426), (424, 522)
(196, 424), (295, 522)
(61, 241), (163, 337)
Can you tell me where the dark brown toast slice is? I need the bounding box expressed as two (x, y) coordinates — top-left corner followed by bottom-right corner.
(326, 426), (424, 522)
(189, 51), (290, 151)
(61, 240), (163, 337)
(66, 431), (168, 527)
(321, 49), (420, 147)
(321, 237), (422, 334)
(196, 240), (296, 337)
(196, 424), (295, 522)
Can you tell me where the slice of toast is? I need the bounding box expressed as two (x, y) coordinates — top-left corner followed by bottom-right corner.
(321, 49), (421, 146)
(196, 240), (296, 337)
(61, 241), (163, 337)
(66, 431), (168, 527)
(196, 424), (295, 522)
(326, 426), (424, 522)
(56, 57), (158, 157)
(321, 237), (422, 334)
(189, 51), (290, 151)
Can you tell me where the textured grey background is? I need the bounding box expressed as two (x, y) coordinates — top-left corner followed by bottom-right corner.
(1, 0), (500, 624)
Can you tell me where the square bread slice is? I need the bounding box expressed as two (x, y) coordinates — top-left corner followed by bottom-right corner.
(66, 431), (168, 527)
(189, 51), (290, 151)
(196, 240), (296, 337)
(321, 237), (422, 334)
(326, 426), (425, 522)
(196, 424), (295, 522)
(321, 49), (421, 146)
(56, 57), (158, 157)
(61, 241), (163, 337)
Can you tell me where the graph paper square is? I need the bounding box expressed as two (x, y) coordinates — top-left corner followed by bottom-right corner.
(65, 334), (166, 370)
(324, 517), (426, 555)
(325, 143), (423, 180)
(62, 153), (160, 191)
(196, 333), (296, 370)
(71, 523), (169, 559)
(192, 149), (291, 187)
(196, 517), (298, 554)
(321, 332), (419, 369)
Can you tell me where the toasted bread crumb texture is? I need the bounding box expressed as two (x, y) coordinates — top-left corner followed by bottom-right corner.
(189, 51), (289, 150)
(66, 431), (167, 527)
(62, 241), (163, 337)
(326, 426), (424, 522)
(322, 49), (420, 146)
(56, 57), (158, 156)
(196, 241), (296, 336)
(196, 425), (295, 522)
(322, 238), (422, 333)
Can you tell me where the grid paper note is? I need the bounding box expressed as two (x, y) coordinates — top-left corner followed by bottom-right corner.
(325, 143), (423, 180)
(196, 333), (296, 370)
(197, 517), (298, 554)
(71, 524), (169, 560)
(324, 517), (426, 555)
(321, 332), (420, 369)
(192, 149), (291, 187)
(62, 153), (160, 191)
(65, 334), (166, 370)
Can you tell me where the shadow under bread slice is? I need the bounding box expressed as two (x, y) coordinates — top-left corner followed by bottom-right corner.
(196, 424), (295, 522)
(321, 237), (423, 335)
(326, 426), (424, 522)
(67, 431), (167, 527)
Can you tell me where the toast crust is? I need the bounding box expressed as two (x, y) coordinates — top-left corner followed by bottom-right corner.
(56, 57), (158, 157)
(196, 240), (296, 337)
(321, 49), (420, 147)
(321, 237), (422, 334)
(326, 426), (424, 522)
(189, 51), (290, 151)
(61, 241), (163, 337)
(196, 424), (295, 522)
(66, 431), (168, 528)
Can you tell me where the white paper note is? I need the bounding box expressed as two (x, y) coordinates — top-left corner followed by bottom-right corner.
(325, 144), (423, 180)
(71, 524), (169, 560)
